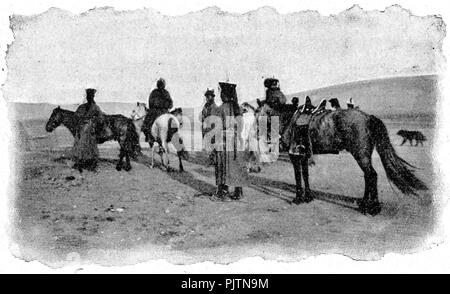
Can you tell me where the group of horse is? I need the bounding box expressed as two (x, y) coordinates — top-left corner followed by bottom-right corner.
(45, 97), (428, 216)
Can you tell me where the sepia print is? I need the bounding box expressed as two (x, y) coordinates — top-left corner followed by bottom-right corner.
(1, 3), (446, 268)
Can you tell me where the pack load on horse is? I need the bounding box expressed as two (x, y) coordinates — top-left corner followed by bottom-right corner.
(329, 98), (341, 110)
(45, 89), (141, 172)
(199, 88), (219, 165)
(141, 78), (173, 145)
(347, 98), (355, 109)
(254, 96), (427, 215)
(283, 96), (328, 156)
(212, 82), (249, 200)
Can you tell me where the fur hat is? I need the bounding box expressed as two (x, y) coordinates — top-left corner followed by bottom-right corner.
(204, 88), (215, 97)
(85, 88), (97, 97)
(156, 78), (166, 89)
(219, 82), (237, 102)
(264, 78), (279, 89)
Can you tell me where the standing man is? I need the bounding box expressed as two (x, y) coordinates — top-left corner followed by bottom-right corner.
(142, 78), (173, 144)
(199, 88), (218, 165)
(72, 88), (109, 171)
(199, 88), (218, 139)
(212, 82), (248, 200)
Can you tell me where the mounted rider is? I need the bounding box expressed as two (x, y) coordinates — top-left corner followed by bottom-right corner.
(142, 78), (174, 143)
(264, 77), (287, 109)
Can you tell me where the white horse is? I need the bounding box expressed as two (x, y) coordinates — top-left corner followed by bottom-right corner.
(131, 103), (188, 172)
(241, 102), (262, 173)
(130, 102), (147, 140)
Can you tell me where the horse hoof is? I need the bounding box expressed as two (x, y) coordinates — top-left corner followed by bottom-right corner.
(292, 196), (304, 205)
(304, 191), (314, 203)
(124, 165), (131, 172)
(358, 199), (381, 216)
(116, 165), (122, 171)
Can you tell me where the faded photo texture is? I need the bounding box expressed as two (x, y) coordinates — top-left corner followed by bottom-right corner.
(3, 5), (446, 266)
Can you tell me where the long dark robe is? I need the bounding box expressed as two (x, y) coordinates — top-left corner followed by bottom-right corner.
(212, 102), (249, 187)
(72, 102), (102, 166)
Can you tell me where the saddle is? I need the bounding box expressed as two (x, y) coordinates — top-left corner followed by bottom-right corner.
(285, 99), (338, 156)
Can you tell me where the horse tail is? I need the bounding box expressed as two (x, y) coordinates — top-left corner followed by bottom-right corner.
(369, 115), (427, 195)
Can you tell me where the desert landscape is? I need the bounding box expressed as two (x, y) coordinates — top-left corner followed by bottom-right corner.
(7, 75), (437, 266)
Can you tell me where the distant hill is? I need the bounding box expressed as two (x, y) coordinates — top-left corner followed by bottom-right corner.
(9, 74), (439, 122)
(282, 74), (438, 119)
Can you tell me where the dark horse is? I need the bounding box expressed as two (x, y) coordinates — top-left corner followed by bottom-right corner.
(255, 101), (428, 215)
(45, 106), (141, 171)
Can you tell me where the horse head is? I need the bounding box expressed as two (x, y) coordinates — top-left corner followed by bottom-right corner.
(241, 102), (256, 115)
(131, 102), (148, 120)
(170, 107), (184, 127)
(45, 106), (63, 132)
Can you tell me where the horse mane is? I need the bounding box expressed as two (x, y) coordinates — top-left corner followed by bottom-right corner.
(170, 107), (183, 115)
(241, 102), (256, 112)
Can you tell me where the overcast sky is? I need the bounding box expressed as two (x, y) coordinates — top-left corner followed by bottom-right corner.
(3, 5), (445, 107)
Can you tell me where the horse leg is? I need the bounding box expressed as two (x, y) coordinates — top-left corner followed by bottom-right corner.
(124, 148), (132, 171)
(301, 156), (313, 202)
(400, 138), (406, 146)
(352, 152), (380, 216)
(149, 142), (155, 168)
(116, 148), (124, 171)
(178, 154), (184, 172)
(290, 154), (305, 204)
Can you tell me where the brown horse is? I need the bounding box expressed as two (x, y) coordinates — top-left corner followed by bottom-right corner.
(45, 106), (141, 171)
(254, 100), (427, 215)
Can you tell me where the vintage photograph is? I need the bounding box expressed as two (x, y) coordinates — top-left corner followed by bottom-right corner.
(0, 1), (447, 269)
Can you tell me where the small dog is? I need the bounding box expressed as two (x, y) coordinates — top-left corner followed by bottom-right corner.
(397, 130), (427, 146)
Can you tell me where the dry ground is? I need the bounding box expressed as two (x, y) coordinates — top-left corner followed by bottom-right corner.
(10, 121), (436, 266)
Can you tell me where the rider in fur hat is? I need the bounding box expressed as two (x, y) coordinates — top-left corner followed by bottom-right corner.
(142, 78), (174, 144)
(264, 77), (286, 109)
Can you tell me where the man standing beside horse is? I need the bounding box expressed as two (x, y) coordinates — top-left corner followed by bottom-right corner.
(142, 78), (173, 144)
(72, 88), (111, 171)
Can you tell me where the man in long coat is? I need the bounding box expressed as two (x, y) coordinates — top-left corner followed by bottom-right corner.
(199, 88), (218, 165)
(142, 78), (173, 144)
(212, 82), (249, 200)
(72, 88), (109, 171)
